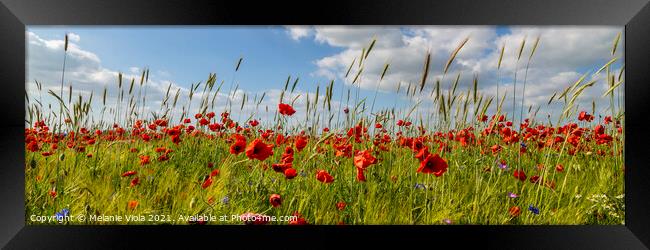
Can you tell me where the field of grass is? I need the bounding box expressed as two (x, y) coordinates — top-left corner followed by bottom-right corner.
(24, 32), (625, 225)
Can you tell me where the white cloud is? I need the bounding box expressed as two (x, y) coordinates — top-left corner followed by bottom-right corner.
(25, 31), (339, 128)
(286, 26), (314, 41)
(67, 32), (80, 42)
(25, 31), (184, 126)
(25, 27), (625, 129)
(294, 26), (623, 121)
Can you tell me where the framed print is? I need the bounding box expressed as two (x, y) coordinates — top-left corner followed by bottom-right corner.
(1, 0), (649, 248)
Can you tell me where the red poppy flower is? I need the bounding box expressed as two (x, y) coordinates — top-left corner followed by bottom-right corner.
(415, 147), (430, 162)
(578, 111), (594, 122)
(283, 146), (294, 157)
(272, 163), (291, 173)
(491, 144), (502, 155)
(509, 206), (521, 217)
(556, 164), (564, 172)
(397, 120), (405, 126)
(171, 134), (181, 144)
(188, 124), (197, 133)
(284, 168), (297, 179)
(206, 112), (216, 119)
(210, 169), (220, 177)
(288, 214), (308, 225)
(513, 169), (527, 182)
(411, 139), (425, 152)
(184, 118), (191, 123)
(530, 175), (541, 184)
(295, 137), (308, 152)
(249, 119), (259, 127)
(604, 116), (612, 124)
(26, 141), (40, 152)
(278, 103), (296, 116)
(195, 113), (203, 119)
(199, 118), (210, 126)
(202, 177), (213, 189)
(245, 139), (274, 161)
(147, 123), (157, 130)
(417, 154), (448, 177)
(269, 194), (282, 207)
(139, 155), (150, 165)
(230, 139), (247, 155)
(208, 123), (221, 132)
(140, 133), (151, 142)
(354, 150), (377, 169)
(594, 124), (605, 135)
(155, 119), (168, 127)
(336, 202), (347, 211)
(49, 189), (57, 198)
(316, 170), (334, 183)
(121, 171), (137, 177)
(130, 177), (140, 187)
(126, 200), (139, 210)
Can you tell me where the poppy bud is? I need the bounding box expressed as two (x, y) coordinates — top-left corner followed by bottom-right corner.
(269, 194), (282, 207)
(509, 206), (521, 217)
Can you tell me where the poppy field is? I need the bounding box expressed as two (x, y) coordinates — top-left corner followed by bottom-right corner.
(25, 30), (625, 225)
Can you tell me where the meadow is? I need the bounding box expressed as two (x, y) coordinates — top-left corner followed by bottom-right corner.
(24, 32), (625, 225)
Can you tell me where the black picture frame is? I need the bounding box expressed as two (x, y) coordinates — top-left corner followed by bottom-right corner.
(1, 0), (649, 248)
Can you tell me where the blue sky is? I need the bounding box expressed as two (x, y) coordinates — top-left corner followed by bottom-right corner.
(25, 26), (624, 127)
(27, 27), (341, 93)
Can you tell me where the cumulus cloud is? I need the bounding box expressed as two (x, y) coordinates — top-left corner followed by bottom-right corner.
(67, 32), (81, 42)
(286, 26), (314, 41)
(25, 26), (624, 128)
(309, 26), (498, 92)
(25, 31), (336, 128)
(295, 26), (623, 121)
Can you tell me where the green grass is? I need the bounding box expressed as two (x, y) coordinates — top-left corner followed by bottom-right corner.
(25, 126), (624, 225)
(24, 31), (625, 225)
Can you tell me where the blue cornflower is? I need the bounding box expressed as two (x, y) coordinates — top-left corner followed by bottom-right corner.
(498, 161), (508, 170)
(528, 204), (540, 215)
(55, 208), (70, 222)
(299, 170), (307, 177)
(414, 183), (426, 189)
(520, 142), (527, 148)
(221, 196), (230, 205)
